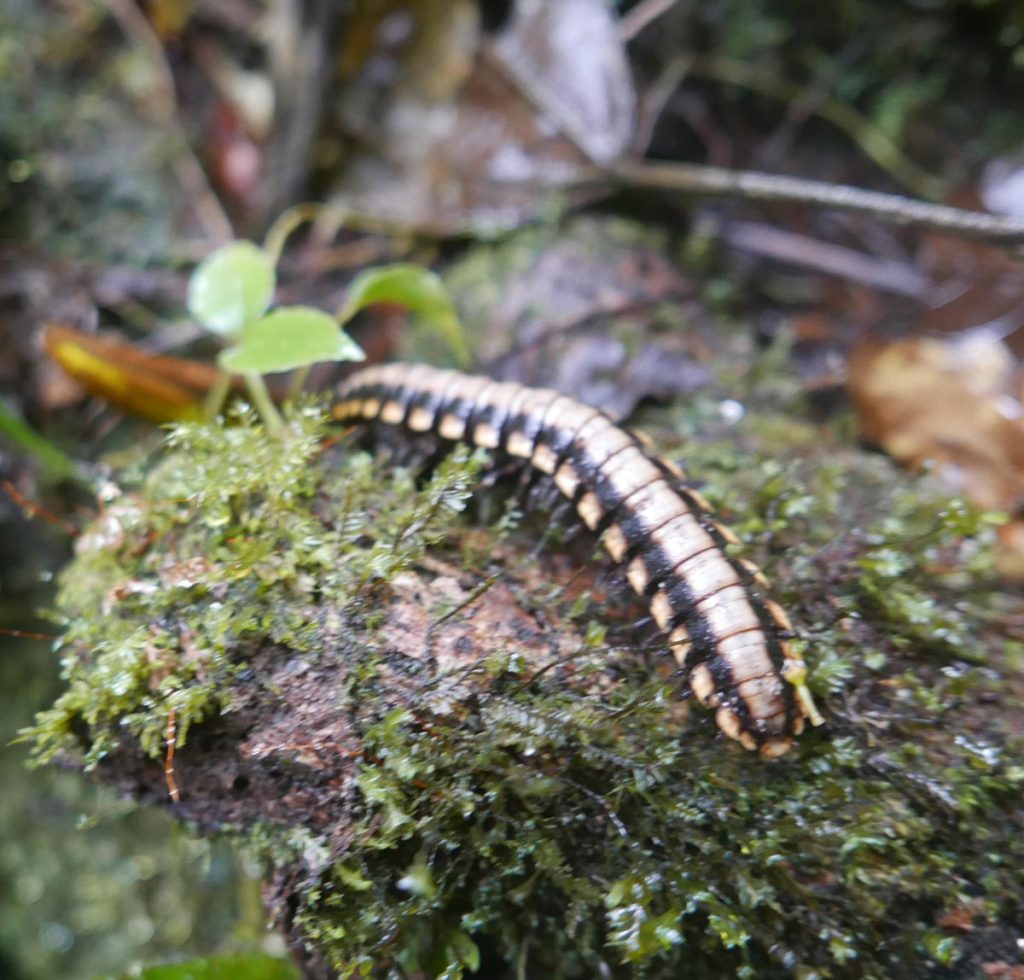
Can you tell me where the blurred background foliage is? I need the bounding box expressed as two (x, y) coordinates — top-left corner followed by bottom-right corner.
(0, 606), (279, 978)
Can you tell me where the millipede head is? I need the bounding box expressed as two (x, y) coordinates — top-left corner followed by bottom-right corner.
(758, 735), (794, 759)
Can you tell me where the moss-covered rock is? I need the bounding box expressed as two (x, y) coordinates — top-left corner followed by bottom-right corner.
(25, 379), (1024, 979)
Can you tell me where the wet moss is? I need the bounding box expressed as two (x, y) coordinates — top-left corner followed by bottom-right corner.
(25, 404), (484, 770)
(25, 373), (1024, 979)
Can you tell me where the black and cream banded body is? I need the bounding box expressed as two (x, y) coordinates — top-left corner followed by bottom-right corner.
(333, 363), (823, 758)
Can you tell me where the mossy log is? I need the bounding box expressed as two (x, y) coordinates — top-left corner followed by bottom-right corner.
(25, 395), (1024, 979)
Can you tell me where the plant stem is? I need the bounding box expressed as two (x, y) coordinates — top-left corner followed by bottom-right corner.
(286, 366), (312, 403)
(244, 374), (285, 436)
(203, 372), (232, 423)
(263, 202), (323, 265)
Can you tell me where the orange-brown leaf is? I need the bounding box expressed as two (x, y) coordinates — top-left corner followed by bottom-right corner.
(43, 324), (221, 424)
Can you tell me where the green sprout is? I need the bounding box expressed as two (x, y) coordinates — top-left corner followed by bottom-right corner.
(187, 212), (469, 435)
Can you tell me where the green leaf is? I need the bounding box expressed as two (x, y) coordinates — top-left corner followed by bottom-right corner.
(0, 396), (76, 480)
(335, 862), (374, 892)
(338, 263), (470, 366)
(448, 929), (481, 972)
(122, 953), (300, 980)
(218, 307), (366, 374)
(188, 241), (276, 338)
(397, 858), (437, 899)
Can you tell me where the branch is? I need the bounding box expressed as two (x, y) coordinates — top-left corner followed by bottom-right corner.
(618, 0), (681, 41)
(712, 219), (928, 297)
(601, 160), (1024, 247)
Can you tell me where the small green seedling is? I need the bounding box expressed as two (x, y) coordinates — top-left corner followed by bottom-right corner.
(338, 262), (470, 368)
(187, 213), (468, 434)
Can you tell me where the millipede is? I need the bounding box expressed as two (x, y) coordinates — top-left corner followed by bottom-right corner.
(333, 363), (824, 758)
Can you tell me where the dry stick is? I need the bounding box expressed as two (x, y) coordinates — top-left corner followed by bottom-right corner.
(618, 0), (681, 41)
(633, 55), (693, 155)
(429, 573), (501, 630)
(713, 219), (929, 297)
(164, 707), (181, 803)
(760, 36), (872, 166)
(99, 0), (234, 245)
(0, 628), (58, 641)
(2, 480), (80, 535)
(599, 161), (1024, 247)
(539, 17), (1023, 247)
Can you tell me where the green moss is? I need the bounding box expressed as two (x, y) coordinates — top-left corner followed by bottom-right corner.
(23, 403), (484, 770)
(294, 666), (1022, 977)
(25, 376), (1024, 979)
(288, 381), (1021, 977)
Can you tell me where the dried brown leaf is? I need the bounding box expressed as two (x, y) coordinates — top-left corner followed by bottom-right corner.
(848, 333), (1024, 513)
(43, 324), (229, 423)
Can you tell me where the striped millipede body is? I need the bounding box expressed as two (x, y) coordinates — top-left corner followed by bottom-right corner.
(333, 363), (823, 758)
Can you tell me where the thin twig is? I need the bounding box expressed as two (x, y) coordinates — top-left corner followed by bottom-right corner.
(2, 480), (81, 535)
(618, 0), (680, 41)
(712, 218), (929, 297)
(99, 0), (234, 244)
(598, 161), (1024, 246)
(164, 706), (181, 803)
(430, 574), (501, 630)
(633, 55), (692, 154)
(0, 628), (58, 641)
(760, 35), (871, 167)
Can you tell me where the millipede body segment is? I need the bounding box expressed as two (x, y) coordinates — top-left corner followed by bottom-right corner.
(333, 363), (822, 757)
